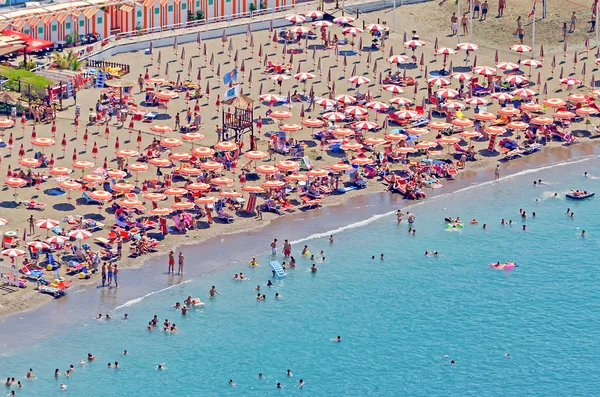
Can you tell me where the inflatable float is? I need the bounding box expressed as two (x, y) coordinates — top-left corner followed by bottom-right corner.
(566, 192), (595, 199)
(446, 224), (464, 229)
(489, 262), (516, 270)
(191, 299), (205, 307)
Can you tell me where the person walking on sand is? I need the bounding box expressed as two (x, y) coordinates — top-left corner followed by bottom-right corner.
(28, 215), (36, 234)
(516, 26), (525, 44)
(450, 12), (458, 35)
(495, 165), (500, 180)
(570, 12), (577, 32)
(461, 13), (469, 34)
(116, 236), (123, 260)
(168, 250), (175, 274)
(514, 16), (522, 34)
(178, 252), (184, 275)
(175, 113), (180, 130)
(497, 0), (506, 17)
(473, 0), (481, 18)
(481, 0), (488, 20)
(138, 74), (144, 93)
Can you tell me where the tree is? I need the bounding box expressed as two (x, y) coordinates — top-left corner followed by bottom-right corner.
(196, 10), (204, 20)
(52, 50), (86, 71)
(249, 2), (256, 11)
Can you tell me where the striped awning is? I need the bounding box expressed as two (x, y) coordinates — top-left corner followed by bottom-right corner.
(83, 7), (98, 19)
(142, 0), (156, 7)
(56, 13), (69, 23)
(27, 17), (41, 27)
(120, 4), (134, 12)
(159, 0), (169, 6)
(41, 15), (54, 25)
(10, 20), (26, 30)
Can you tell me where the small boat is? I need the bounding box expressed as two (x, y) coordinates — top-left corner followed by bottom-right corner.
(566, 192), (595, 200)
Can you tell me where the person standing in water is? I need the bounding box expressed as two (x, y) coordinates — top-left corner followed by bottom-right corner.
(283, 240), (292, 257)
(209, 286), (220, 297)
(270, 239), (278, 255)
(168, 250), (175, 274)
(495, 165), (500, 180)
(178, 252), (184, 275)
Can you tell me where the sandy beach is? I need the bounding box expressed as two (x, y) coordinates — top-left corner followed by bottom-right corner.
(0, 0), (598, 318)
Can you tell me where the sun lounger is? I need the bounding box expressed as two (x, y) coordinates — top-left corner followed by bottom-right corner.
(216, 209), (234, 223)
(20, 266), (44, 279)
(2, 235), (17, 249)
(22, 200), (46, 211)
(82, 192), (101, 205)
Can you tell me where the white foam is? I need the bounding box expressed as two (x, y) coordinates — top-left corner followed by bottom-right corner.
(290, 210), (397, 244)
(114, 279), (193, 310)
(291, 155), (599, 245)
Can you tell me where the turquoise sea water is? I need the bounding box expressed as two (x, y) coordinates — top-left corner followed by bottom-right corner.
(2, 156), (600, 396)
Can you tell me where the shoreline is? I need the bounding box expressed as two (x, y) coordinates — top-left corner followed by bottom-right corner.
(1, 141), (598, 351)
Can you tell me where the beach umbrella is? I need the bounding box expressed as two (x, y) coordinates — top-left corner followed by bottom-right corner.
(451, 72), (473, 82)
(322, 112), (345, 122)
(68, 230), (92, 245)
(473, 66), (496, 76)
(390, 97), (413, 106)
(348, 76), (370, 85)
(428, 77), (451, 86)
(504, 75), (528, 85)
(46, 235), (68, 246)
(383, 85), (405, 94)
(560, 77), (582, 86)
(512, 88), (536, 98)
(469, 109), (496, 121)
(335, 94), (357, 105)
(346, 105), (369, 117)
(333, 15), (355, 24)
(2, 248), (25, 258)
(436, 88), (459, 98)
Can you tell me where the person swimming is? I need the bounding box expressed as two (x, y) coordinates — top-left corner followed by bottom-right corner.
(233, 273), (239, 280)
(433, 251), (439, 257)
(301, 245), (309, 255)
(229, 379), (236, 386)
(380, 254), (384, 260)
(87, 353), (95, 361)
(483, 223), (487, 229)
(425, 251), (429, 256)
(333, 335), (342, 342)
(258, 373), (263, 379)
(108, 363), (112, 368)
(267, 280), (273, 286)
(239, 273), (246, 280)
(501, 219), (506, 225)
(287, 369), (293, 377)
(522, 225), (527, 230)
(156, 364), (166, 370)
(311, 264), (317, 273)
(276, 382), (282, 389)
(174, 302), (181, 309)
(96, 313), (102, 319)
(60, 384), (68, 389)
(249, 258), (259, 267)
(290, 257), (296, 267)
(299, 379), (305, 388)
(275, 293), (281, 299)
(54, 369), (60, 377)
(256, 293), (264, 301)
(582, 230), (586, 236)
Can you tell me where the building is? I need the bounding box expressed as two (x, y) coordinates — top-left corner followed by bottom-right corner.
(0, 0), (295, 43)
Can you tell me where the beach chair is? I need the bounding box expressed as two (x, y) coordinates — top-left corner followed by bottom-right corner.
(82, 192), (101, 205)
(2, 235), (17, 249)
(216, 209), (234, 223)
(23, 200), (46, 211)
(46, 253), (61, 270)
(20, 266), (44, 280)
(384, 146), (403, 163)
